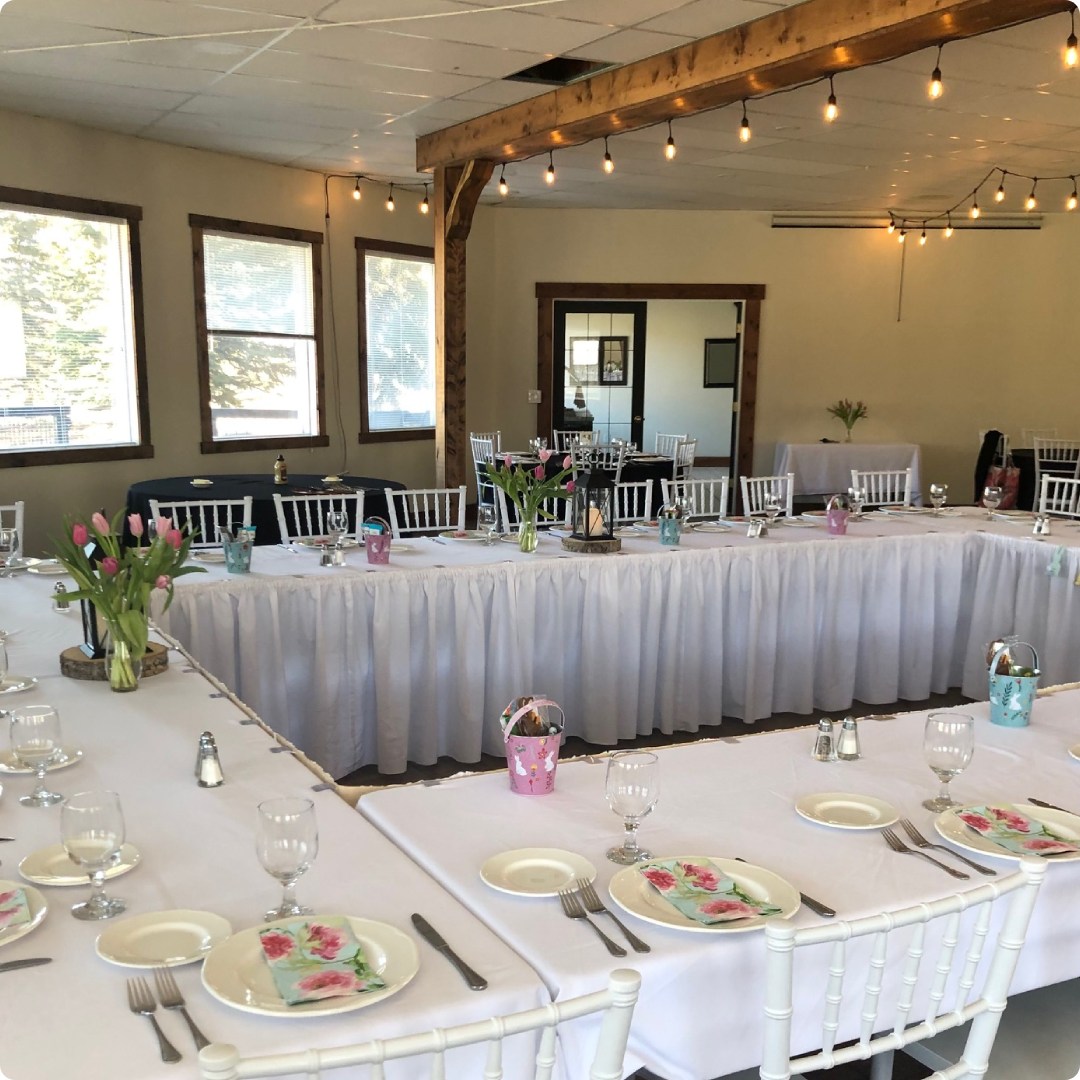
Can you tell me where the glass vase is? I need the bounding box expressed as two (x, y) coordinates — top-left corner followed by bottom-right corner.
(518, 518), (539, 554)
(844, 428), (854, 443)
(104, 634), (143, 693)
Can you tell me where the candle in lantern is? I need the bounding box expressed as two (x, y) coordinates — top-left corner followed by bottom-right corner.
(587, 505), (605, 537)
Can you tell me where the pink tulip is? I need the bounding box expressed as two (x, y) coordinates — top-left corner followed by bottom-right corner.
(128, 514), (144, 538)
(72, 523), (88, 546)
(100, 556), (119, 576)
(534, 465), (544, 480)
(155, 574), (171, 589)
(563, 455), (572, 469)
(91, 512), (110, 534)
(538, 448), (552, 463)
(155, 516), (172, 537)
(566, 480), (576, 493)
(166, 529), (182, 550)
(503, 454), (513, 469)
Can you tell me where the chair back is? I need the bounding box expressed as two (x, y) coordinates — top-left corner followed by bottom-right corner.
(497, 488), (570, 532)
(554, 429), (584, 452)
(471, 434), (500, 510)
(385, 487), (467, 537)
(1033, 438), (1080, 492)
(470, 430), (501, 457)
(148, 497), (253, 549)
(613, 480), (654, 524)
(273, 493), (365, 545)
(1038, 475), (1080, 519)
(673, 438), (697, 482)
(0, 500), (25, 556)
(760, 860), (1045, 1080)
(199, 969), (639, 1080)
(661, 478), (730, 520)
(571, 444), (626, 484)
(851, 468), (913, 507)
(1022, 427), (1057, 447)
(740, 474), (794, 517)
(655, 432), (688, 458)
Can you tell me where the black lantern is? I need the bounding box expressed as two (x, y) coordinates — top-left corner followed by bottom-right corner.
(570, 453), (616, 543)
(79, 599), (108, 659)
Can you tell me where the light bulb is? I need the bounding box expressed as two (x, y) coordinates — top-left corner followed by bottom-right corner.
(970, 200), (980, 220)
(603, 150), (614, 174)
(420, 191), (429, 214)
(739, 112), (751, 143)
(944, 224), (953, 238)
(498, 173), (509, 196)
(1026, 185), (1037, 211)
(887, 221), (896, 234)
(929, 66), (942, 99)
(352, 179), (361, 201)
(899, 229), (906, 243)
(545, 154), (555, 185)
(825, 78), (838, 121)
(665, 135), (676, 160)
(385, 185), (395, 212)
(1069, 189), (1078, 211)
(1068, 32), (1078, 67)
(995, 182), (1005, 202)
(919, 229), (927, 246)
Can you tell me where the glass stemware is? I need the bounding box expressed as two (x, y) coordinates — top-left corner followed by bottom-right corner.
(0, 640), (7, 683)
(930, 483), (948, 516)
(764, 493), (782, 527)
(326, 510), (348, 548)
(983, 485), (1004, 520)
(477, 505), (498, 545)
(61, 790), (127, 920)
(256, 797), (318, 922)
(922, 712), (975, 812)
(0, 528), (15, 568)
(605, 751), (660, 865)
(847, 487), (865, 520)
(11, 705), (63, 807)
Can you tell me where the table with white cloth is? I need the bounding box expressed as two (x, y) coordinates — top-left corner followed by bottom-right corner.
(360, 689), (1080, 1080)
(774, 441), (923, 503)
(0, 574), (550, 1080)
(154, 511), (1080, 777)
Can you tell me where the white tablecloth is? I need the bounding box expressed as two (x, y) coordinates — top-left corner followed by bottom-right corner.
(154, 513), (1080, 777)
(361, 691), (1080, 1080)
(0, 575), (549, 1080)
(774, 442), (923, 502)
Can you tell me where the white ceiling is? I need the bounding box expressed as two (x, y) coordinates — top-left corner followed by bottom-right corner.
(0, 0), (1079, 214)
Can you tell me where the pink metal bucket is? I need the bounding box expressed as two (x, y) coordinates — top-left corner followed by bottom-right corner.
(825, 495), (850, 536)
(503, 698), (564, 797)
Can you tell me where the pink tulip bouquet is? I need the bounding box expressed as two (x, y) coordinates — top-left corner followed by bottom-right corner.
(826, 398), (868, 442)
(51, 510), (206, 691)
(486, 450), (575, 552)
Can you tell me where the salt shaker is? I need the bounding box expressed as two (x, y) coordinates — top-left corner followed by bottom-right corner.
(837, 716), (861, 761)
(52, 581), (71, 613)
(195, 731), (224, 787)
(812, 718), (838, 762)
(319, 544), (333, 567)
(332, 545), (347, 567)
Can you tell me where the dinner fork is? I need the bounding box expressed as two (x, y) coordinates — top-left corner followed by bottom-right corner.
(154, 966), (209, 1050)
(575, 878), (650, 953)
(557, 888), (626, 957)
(899, 819), (996, 876)
(882, 828), (969, 879)
(126, 975), (182, 1064)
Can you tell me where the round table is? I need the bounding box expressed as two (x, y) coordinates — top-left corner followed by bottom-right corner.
(125, 474), (405, 545)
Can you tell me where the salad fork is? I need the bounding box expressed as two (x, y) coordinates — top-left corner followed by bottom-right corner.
(557, 888), (626, 956)
(154, 966), (209, 1050)
(882, 828), (969, 879)
(899, 819), (996, 875)
(126, 976), (182, 1064)
(575, 878), (650, 953)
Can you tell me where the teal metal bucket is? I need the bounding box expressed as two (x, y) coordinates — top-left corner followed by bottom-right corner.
(988, 642), (1039, 728)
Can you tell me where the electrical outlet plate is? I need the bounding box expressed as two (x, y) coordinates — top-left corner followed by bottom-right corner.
(527, 389), (542, 404)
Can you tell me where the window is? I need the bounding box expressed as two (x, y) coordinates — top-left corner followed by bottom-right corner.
(0, 186), (151, 467)
(190, 215), (327, 453)
(356, 237), (435, 442)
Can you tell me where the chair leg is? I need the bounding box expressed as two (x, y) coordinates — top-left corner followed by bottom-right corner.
(869, 1050), (894, 1080)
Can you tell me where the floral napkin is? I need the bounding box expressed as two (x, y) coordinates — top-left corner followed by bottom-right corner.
(957, 806), (1080, 857)
(639, 859), (783, 925)
(259, 918), (386, 1005)
(0, 887), (32, 931)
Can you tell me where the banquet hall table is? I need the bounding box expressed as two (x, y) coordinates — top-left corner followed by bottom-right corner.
(361, 689), (1080, 1080)
(774, 442), (923, 503)
(0, 573), (550, 1080)
(125, 473), (405, 545)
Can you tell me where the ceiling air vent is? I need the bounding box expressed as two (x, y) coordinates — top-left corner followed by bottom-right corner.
(504, 56), (615, 86)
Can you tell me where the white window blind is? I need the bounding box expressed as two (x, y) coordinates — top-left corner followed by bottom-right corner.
(364, 252), (435, 432)
(0, 205), (140, 454)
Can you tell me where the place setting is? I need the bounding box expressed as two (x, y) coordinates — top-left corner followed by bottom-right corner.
(0, 641), (37, 697)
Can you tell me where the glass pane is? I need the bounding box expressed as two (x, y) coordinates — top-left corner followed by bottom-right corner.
(208, 334), (318, 440)
(365, 252), (435, 431)
(0, 206), (140, 453)
(204, 232), (314, 336)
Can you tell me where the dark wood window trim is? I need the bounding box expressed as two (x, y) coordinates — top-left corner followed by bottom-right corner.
(190, 214), (328, 455)
(0, 186), (153, 470)
(356, 236), (436, 445)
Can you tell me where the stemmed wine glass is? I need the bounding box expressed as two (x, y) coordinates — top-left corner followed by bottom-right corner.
(11, 705), (64, 807)
(930, 483), (948, 516)
(477, 505), (499, 545)
(922, 712), (975, 812)
(605, 751), (660, 864)
(0, 528), (15, 568)
(764, 493), (782, 528)
(326, 510), (348, 548)
(61, 791), (127, 920)
(847, 487), (865, 520)
(983, 485), (1004, 520)
(256, 797), (318, 922)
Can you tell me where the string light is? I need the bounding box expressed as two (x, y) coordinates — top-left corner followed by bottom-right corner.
(545, 152), (555, 185)
(929, 44), (944, 99)
(498, 167), (508, 196)
(887, 218), (896, 235)
(385, 183), (395, 212)
(603, 136), (614, 174)
(899, 227), (906, 243)
(944, 215), (953, 238)
(420, 185), (429, 214)
(1069, 180), (1078, 211)
(665, 120), (676, 161)
(352, 177), (361, 201)
(1025, 181), (1038, 211)
(825, 76), (839, 121)
(919, 228), (927, 246)
(995, 176), (1006, 202)
(739, 100), (752, 143)
(969, 195), (980, 220)
(1068, 9), (1078, 67)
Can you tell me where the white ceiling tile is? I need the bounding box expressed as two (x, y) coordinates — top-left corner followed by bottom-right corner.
(452, 80), (545, 106)
(381, 9), (611, 54)
(698, 152), (857, 177)
(566, 27), (692, 64)
(637, 0), (785, 38)
(23, 0), (300, 36)
(540, 0), (698, 27)
(0, 70), (191, 110)
(199, 72), (424, 113)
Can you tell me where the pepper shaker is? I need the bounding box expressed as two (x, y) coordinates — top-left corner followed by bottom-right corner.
(837, 716), (861, 761)
(52, 581), (71, 613)
(319, 544), (333, 567)
(812, 718), (838, 762)
(195, 732), (224, 787)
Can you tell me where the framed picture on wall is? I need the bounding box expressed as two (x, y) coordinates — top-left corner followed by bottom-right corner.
(704, 338), (739, 388)
(599, 336), (629, 386)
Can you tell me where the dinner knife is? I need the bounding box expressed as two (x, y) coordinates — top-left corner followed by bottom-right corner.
(1028, 797), (1077, 817)
(411, 914), (488, 991)
(735, 858), (835, 919)
(0, 958), (51, 974)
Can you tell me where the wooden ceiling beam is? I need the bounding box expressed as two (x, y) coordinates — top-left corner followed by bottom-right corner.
(416, 0), (1071, 171)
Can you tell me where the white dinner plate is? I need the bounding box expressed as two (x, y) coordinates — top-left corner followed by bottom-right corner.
(388, 543), (414, 553)
(1069, 744), (1080, 763)
(296, 537), (360, 549)
(0, 746), (82, 773)
(778, 520), (817, 529)
(190, 479), (213, 487)
(0, 881), (47, 949)
(992, 512), (1035, 525)
(26, 561), (68, 576)
(321, 476), (342, 483)
(191, 550), (227, 564)
(795, 792), (900, 830)
(935, 804), (1080, 863)
(201, 915), (419, 1018)
(608, 856), (799, 934)
(97, 909), (233, 968)
(632, 521), (660, 531)
(480, 848), (597, 897)
(801, 511), (828, 520)
(691, 522), (735, 532)
(20, 842), (140, 887)
(3, 558), (40, 571)
(880, 506), (932, 515)
(439, 530), (488, 541)
(0, 676), (37, 696)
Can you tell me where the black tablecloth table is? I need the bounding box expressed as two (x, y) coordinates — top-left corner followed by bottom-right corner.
(1011, 449), (1037, 511)
(125, 474), (405, 545)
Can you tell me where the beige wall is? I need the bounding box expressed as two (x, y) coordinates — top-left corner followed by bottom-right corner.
(0, 107), (442, 553)
(468, 207), (1080, 501)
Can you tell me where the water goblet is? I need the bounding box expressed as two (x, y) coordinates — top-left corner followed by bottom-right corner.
(11, 705), (64, 807)
(929, 483), (948, 516)
(922, 712), (975, 812)
(326, 510), (348, 548)
(256, 797), (318, 922)
(0, 528), (15, 568)
(61, 790), (127, 920)
(537, 437), (548, 452)
(764, 493), (782, 528)
(605, 751), (660, 864)
(983, 485), (1004, 520)
(477, 505), (498, 545)
(847, 487), (865, 520)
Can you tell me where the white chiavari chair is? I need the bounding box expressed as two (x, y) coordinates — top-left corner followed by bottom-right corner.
(470, 432), (500, 511)
(655, 432), (688, 458)
(613, 480), (654, 524)
(554, 429), (582, 452)
(385, 486), (466, 537)
(273, 493), (365, 545)
(673, 438), (697, 482)
(1033, 437), (1080, 493)
(1038, 475), (1080, 520)
(148, 497), (253, 549)
(199, 969), (640, 1080)
(496, 488), (570, 533)
(758, 860), (1045, 1080)
(661, 477), (730, 520)
(1021, 427), (1057, 447)
(851, 468), (913, 508)
(740, 474), (794, 517)
(0, 500), (25, 557)
(571, 443), (626, 484)
(471, 430), (501, 455)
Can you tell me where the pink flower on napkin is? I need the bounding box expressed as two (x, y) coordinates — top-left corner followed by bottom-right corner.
(306, 923), (346, 960)
(260, 932), (294, 960)
(680, 862), (722, 891)
(128, 514), (144, 538)
(155, 575), (171, 589)
(642, 867), (678, 891)
(156, 516), (172, 537)
(959, 813), (992, 833)
(100, 556), (119, 576)
(295, 970), (364, 999)
(0, 891), (17, 907)
(1021, 838), (1075, 854)
(72, 523), (88, 546)
(989, 807), (1031, 832)
(91, 512), (110, 534)
(166, 528), (183, 550)
(534, 465), (545, 480)
(698, 898), (757, 919)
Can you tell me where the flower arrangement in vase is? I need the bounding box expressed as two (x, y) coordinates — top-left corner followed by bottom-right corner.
(486, 450), (575, 552)
(51, 511), (206, 691)
(826, 399), (868, 442)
